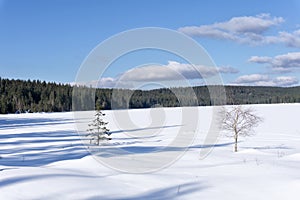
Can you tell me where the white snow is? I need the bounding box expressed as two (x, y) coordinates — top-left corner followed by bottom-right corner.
(0, 104), (300, 199)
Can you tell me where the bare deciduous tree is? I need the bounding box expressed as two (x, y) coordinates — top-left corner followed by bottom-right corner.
(221, 106), (262, 152)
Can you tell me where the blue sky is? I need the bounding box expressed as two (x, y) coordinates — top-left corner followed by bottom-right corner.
(1, 0), (300, 87)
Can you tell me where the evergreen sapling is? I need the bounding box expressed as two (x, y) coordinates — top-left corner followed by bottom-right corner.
(86, 110), (111, 145)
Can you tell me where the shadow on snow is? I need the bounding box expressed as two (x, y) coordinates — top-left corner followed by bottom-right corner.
(0, 129), (89, 167)
(0, 117), (74, 130)
(86, 181), (208, 200)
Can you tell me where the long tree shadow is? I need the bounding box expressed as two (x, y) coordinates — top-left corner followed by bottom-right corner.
(92, 142), (235, 158)
(109, 124), (182, 135)
(0, 173), (112, 188)
(0, 130), (89, 167)
(0, 117), (74, 130)
(0, 173), (207, 200)
(0, 130), (81, 139)
(86, 181), (208, 200)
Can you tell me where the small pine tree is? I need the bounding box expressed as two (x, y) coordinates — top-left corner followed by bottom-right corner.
(86, 109), (111, 145)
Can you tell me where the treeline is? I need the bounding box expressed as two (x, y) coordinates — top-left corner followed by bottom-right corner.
(0, 78), (72, 114)
(1, 77), (300, 114)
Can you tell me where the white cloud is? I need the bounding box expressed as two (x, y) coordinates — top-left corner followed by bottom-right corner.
(118, 61), (238, 82)
(118, 61), (237, 82)
(248, 56), (272, 63)
(74, 61), (238, 88)
(234, 74), (269, 84)
(216, 13), (283, 34)
(217, 66), (239, 74)
(233, 74), (299, 87)
(249, 52), (300, 72)
(71, 78), (134, 89)
(277, 29), (300, 48)
(179, 13), (283, 36)
(178, 13), (300, 47)
(273, 76), (299, 86)
(272, 52), (300, 68)
(96, 77), (118, 88)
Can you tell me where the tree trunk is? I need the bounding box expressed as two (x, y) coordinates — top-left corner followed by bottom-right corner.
(97, 135), (100, 145)
(234, 133), (238, 152)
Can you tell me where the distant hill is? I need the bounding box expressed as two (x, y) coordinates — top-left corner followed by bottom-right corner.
(1, 77), (299, 114)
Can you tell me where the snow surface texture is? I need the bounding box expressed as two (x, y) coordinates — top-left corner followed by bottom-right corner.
(0, 104), (300, 199)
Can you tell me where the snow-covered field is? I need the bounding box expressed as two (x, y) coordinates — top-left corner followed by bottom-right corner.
(0, 104), (300, 199)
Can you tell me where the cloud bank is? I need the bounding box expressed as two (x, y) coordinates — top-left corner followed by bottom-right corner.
(249, 52), (300, 73)
(77, 61), (238, 88)
(179, 13), (300, 47)
(233, 74), (298, 87)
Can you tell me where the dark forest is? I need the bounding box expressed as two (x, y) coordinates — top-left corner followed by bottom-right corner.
(1, 77), (299, 114)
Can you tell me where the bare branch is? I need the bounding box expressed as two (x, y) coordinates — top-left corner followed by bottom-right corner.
(220, 105), (263, 152)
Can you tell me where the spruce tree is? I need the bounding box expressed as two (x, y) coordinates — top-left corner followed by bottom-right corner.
(86, 110), (110, 145)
